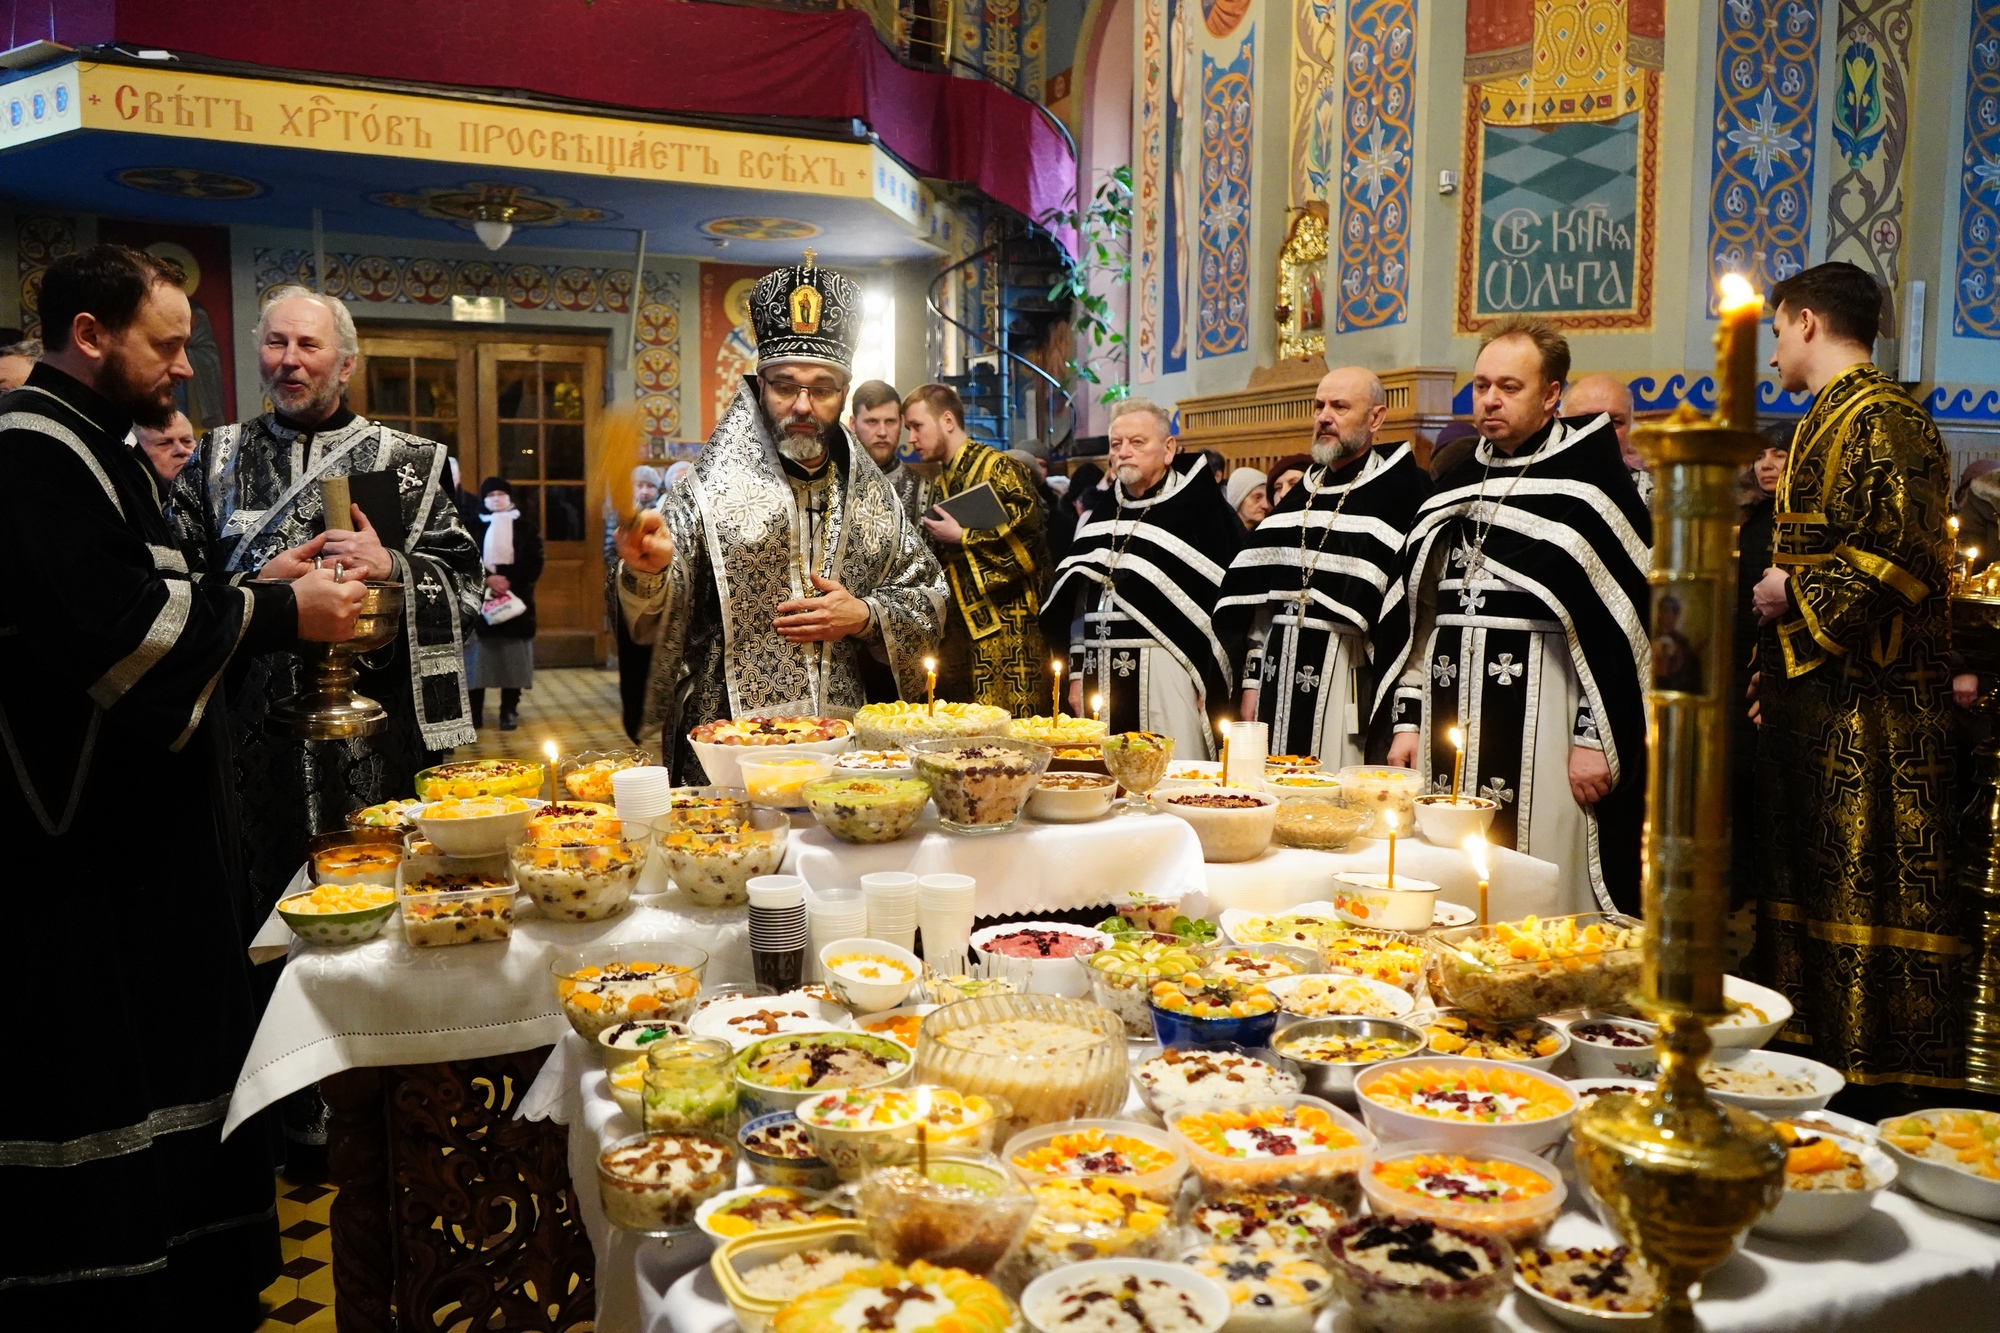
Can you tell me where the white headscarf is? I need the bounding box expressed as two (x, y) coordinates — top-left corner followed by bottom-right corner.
(480, 488), (517, 571)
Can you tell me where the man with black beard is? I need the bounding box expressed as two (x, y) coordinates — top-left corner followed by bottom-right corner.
(1215, 367), (1429, 768)
(172, 285), (483, 918)
(0, 245), (364, 1326)
(617, 255), (945, 781)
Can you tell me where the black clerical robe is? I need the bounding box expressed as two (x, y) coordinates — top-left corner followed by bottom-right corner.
(0, 365), (294, 1324)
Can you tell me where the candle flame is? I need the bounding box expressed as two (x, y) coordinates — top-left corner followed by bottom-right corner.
(924, 657), (936, 672)
(543, 740), (559, 763)
(1463, 832), (1489, 879)
(1383, 808), (1399, 834)
(1717, 272), (1761, 314)
(1052, 659), (1063, 675)
(1449, 725), (1464, 751)
(1972, 548), (1983, 563)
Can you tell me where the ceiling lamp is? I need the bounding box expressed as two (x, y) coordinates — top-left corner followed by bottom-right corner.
(474, 204), (517, 251)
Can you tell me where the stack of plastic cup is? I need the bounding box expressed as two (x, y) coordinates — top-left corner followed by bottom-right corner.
(746, 875), (809, 992)
(916, 874), (977, 972)
(611, 767), (678, 894)
(859, 872), (919, 954)
(806, 887), (869, 983)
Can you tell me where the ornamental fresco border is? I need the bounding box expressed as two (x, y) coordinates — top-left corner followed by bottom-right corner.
(1198, 27), (1255, 359)
(14, 214), (75, 340)
(252, 248), (637, 314)
(632, 268), (683, 443)
(1824, 0), (1913, 323)
(1705, 0), (1822, 308)
(1335, 0), (1416, 333)
(1449, 372), (1817, 417)
(1952, 1), (2000, 340)
(1453, 72), (1659, 334)
(1289, 0), (1340, 208)
(1135, 0), (1167, 380)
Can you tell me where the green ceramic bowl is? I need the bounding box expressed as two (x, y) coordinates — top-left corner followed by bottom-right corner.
(277, 892), (397, 947)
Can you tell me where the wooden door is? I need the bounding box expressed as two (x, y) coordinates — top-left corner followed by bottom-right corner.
(351, 329), (608, 667)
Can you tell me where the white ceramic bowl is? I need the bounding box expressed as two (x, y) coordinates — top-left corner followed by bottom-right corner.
(1512, 1270), (1654, 1329)
(1020, 1258), (1231, 1333)
(816, 937), (922, 1013)
(694, 1185), (839, 1243)
(1264, 973), (1417, 1021)
(411, 797), (545, 856)
(1161, 786), (1278, 862)
(689, 992), (852, 1049)
(1563, 1016), (1660, 1080)
(1354, 1055), (1578, 1154)
(1331, 872), (1439, 932)
(1875, 1109), (2000, 1221)
(1026, 771), (1118, 823)
(970, 921), (1112, 998)
(1754, 1119), (1897, 1239)
(1709, 974), (1794, 1049)
(1156, 760), (1223, 794)
(688, 733), (853, 790)
(1701, 1049), (1843, 1113)
(1565, 1077), (1655, 1110)
(1409, 794), (1498, 846)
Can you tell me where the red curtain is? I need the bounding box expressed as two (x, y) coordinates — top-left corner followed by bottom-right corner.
(62, 0), (1074, 245)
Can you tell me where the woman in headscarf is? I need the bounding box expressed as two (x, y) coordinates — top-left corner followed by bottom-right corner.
(468, 476), (544, 731)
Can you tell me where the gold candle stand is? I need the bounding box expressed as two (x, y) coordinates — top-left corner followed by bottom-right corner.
(1570, 404), (1785, 1332)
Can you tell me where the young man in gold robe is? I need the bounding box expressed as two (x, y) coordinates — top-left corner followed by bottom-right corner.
(1749, 260), (1962, 1092)
(906, 383), (1049, 715)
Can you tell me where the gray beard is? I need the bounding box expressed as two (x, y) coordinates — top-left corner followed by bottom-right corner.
(1311, 434), (1367, 468)
(778, 430), (826, 464)
(265, 377), (343, 423)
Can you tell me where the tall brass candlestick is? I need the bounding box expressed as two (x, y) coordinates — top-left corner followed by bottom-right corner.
(1572, 288), (1784, 1331)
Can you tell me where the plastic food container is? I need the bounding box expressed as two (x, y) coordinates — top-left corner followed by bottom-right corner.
(1331, 873), (1439, 932)
(1001, 1183), (1181, 1290)
(734, 1030), (913, 1120)
(711, 1219), (876, 1333)
(817, 939), (923, 1013)
(1021, 1259), (1230, 1333)
(414, 758), (545, 802)
(1002, 1118), (1189, 1201)
(832, 749), (917, 779)
(912, 993), (1129, 1137)
(1353, 1057), (1578, 1154)
(276, 883), (397, 946)
(739, 755), (838, 810)
(907, 736), (1052, 834)
(1361, 1141), (1566, 1244)
(396, 849), (517, 948)
(802, 777), (931, 844)
(737, 1111), (840, 1191)
(971, 922), (1111, 999)
(1315, 929), (1429, 994)
(1325, 1215), (1512, 1332)
(1193, 942), (1319, 986)
(508, 817), (648, 922)
(1162, 787), (1279, 862)
(1424, 912), (1646, 1019)
(560, 748), (654, 803)
(597, 1129), (738, 1235)
(851, 1154), (1038, 1277)
(1166, 1093), (1374, 1204)
(550, 942), (708, 1040)
(1332, 767), (1422, 837)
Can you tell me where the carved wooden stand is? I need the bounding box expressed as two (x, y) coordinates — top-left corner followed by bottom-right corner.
(323, 1048), (596, 1332)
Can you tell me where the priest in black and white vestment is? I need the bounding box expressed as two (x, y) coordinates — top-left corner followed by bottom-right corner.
(171, 286), (483, 913)
(1215, 367), (1429, 768)
(1042, 399), (1244, 756)
(1375, 320), (1650, 914)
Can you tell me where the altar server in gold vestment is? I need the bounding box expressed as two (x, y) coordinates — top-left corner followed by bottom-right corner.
(1749, 261), (1962, 1090)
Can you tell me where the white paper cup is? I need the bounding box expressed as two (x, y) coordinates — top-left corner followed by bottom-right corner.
(747, 876), (807, 909)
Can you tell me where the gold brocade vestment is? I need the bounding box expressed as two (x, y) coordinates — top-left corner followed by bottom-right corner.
(934, 442), (1048, 715)
(1755, 363), (1963, 1088)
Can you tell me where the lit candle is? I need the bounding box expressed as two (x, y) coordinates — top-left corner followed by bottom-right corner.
(1464, 832), (1490, 926)
(1091, 692), (1104, 723)
(1384, 809), (1399, 888)
(1449, 725), (1465, 804)
(1218, 718), (1231, 784)
(1715, 272), (1765, 432)
(915, 1087), (932, 1179)
(924, 656), (937, 715)
(1051, 659), (1064, 720)
(543, 739), (560, 803)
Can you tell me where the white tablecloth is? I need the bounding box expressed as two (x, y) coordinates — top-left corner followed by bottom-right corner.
(787, 810), (1208, 915)
(1203, 835), (1568, 921)
(639, 1161), (2000, 1333)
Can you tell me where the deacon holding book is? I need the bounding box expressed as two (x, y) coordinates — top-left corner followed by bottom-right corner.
(1042, 399), (1245, 755)
(617, 256), (946, 781)
(171, 285), (483, 916)
(906, 382), (1050, 715)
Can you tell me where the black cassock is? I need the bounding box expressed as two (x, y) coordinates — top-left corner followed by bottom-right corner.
(0, 365), (295, 1325)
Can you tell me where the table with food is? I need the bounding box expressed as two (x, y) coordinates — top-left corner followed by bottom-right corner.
(234, 711), (2000, 1332)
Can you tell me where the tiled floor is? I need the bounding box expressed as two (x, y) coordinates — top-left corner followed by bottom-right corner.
(458, 664), (636, 763)
(256, 1178), (337, 1332)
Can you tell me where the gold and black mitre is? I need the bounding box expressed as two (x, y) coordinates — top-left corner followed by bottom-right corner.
(751, 249), (860, 372)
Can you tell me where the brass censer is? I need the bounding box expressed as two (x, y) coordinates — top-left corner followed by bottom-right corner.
(267, 476), (407, 740)
(1571, 279), (1786, 1331)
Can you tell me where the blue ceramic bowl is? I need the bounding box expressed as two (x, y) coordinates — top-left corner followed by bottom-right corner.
(1149, 1001), (1281, 1050)
(737, 1111), (839, 1191)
